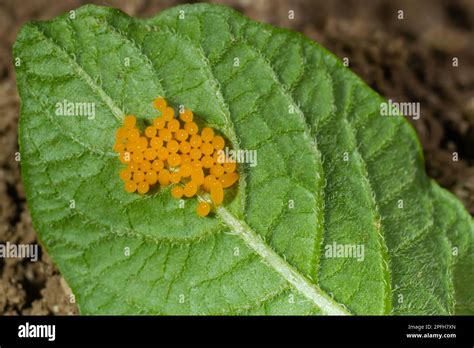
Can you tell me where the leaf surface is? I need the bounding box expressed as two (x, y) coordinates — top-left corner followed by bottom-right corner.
(14, 3), (473, 315)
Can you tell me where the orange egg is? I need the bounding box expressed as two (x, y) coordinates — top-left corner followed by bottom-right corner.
(162, 107), (174, 121)
(170, 171), (182, 184)
(153, 97), (167, 111)
(158, 169), (170, 186)
(179, 163), (192, 177)
(120, 151), (131, 164)
(124, 115), (137, 128)
(189, 135), (203, 148)
(125, 140), (137, 152)
(153, 117), (166, 130)
(171, 186), (184, 199)
(167, 119), (180, 132)
(167, 140), (180, 153)
(223, 161), (237, 173)
(125, 180), (137, 193)
(128, 162), (139, 173)
(196, 202), (211, 217)
(184, 122), (198, 135)
(152, 159), (164, 172)
(145, 171), (158, 185)
(159, 128), (172, 142)
(179, 109), (193, 123)
(132, 152), (144, 163)
(127, 128), (140, 142)
(179, 141), (191, 154)
(137, 181), (150, 194)
(201, 155), (214, 169)
(203, 175), (217, 192)
(212, 135), (225, 151)
(201, 142), (214, 156)
(134, 170), (145, 182)
(191, 160), (203, 171)
(116, 127), (128, 140)
(119, 168), (132, 181)
(135, 137), (148, 152)
(168, 153), (182, 167)
(140, 161), (151, 172)
(181, 154), (192, 165)
(145, 126), (157, 138)
(191, 168), (205, 186)
(157, 147), (169, 161)
(183, 182), (198, 197)
(201, 127), (214, 143)
(210, 164), (225, 177)
(220, 172), (239, 188)
(190, 148), (202, 161)
(144, 148), (157, 161)
(210, 181), (224, 205)
(174, 129), (188, 142)
(150, 137), (163, 149)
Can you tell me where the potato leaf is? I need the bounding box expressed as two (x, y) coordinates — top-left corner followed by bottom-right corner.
(14, 4), (473, 315)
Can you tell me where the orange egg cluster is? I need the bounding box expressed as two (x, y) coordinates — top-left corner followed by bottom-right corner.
(113, 97), (239, 217)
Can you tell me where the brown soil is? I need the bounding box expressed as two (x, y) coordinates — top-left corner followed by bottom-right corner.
(0, 0), (472, 315)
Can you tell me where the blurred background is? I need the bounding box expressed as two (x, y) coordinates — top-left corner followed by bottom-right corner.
(0, 0), (473, 315)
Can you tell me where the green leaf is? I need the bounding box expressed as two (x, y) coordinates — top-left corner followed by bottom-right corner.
(14, 3), (473, 315)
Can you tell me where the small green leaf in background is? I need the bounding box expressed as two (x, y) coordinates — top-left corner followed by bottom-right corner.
(14, 3), (473, 315)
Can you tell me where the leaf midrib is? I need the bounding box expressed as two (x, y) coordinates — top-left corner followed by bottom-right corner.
(216, 206), (349, 315)
(28, 22), (350, 315)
